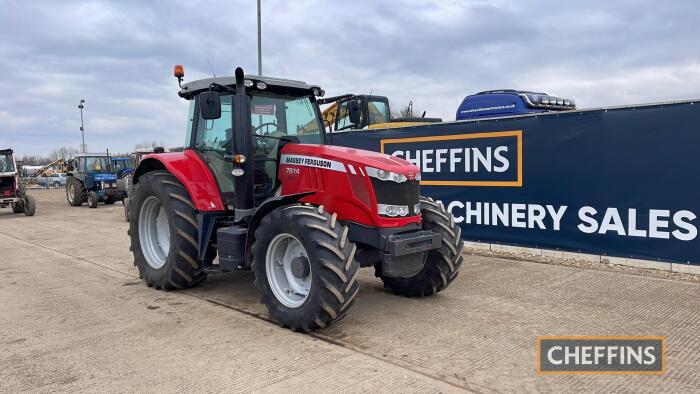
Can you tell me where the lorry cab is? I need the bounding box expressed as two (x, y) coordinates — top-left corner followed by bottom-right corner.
(456, 90), (576, 120)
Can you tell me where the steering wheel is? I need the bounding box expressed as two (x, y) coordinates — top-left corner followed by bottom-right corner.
(254, 122), (278, 135)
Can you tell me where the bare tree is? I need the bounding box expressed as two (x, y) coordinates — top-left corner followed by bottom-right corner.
(18, 154), (50, 166)
(390, 101), (426, 119)
(134, 141), (163, 150)
(48, 146), (79, 162)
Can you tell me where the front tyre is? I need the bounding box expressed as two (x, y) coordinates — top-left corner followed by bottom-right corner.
(129, 171), (206, 290)
(253, 204), (360, 331)
(12, 201), (24, 214)
(87, 192), (98, 208)
(376, 196), (464, 297)
(23, 195), (36, 216)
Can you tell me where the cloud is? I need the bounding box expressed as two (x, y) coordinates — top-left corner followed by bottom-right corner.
(0, 0), (698, 156)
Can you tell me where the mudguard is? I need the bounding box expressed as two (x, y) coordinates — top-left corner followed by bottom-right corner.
(132, 150), (225, 211)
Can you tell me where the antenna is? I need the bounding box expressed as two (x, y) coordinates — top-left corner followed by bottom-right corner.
(206, 58), (217, 77)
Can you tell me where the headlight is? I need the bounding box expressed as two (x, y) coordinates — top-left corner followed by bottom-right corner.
(366, 167), (408, 183)
(378, 204), (410, 217)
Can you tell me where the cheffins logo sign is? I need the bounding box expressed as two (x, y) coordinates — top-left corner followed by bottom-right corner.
(380, 130), (522, 187)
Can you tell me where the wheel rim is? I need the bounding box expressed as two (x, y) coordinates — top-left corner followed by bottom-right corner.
(139, 196), (170, 269)
(266, 233), (311, 308)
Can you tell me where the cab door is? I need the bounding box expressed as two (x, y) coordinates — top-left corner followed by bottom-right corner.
(193, 95), (236, 206)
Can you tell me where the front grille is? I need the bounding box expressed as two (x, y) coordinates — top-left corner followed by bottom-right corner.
(370, 179), (420, 215)
(0, 177), (15, 197)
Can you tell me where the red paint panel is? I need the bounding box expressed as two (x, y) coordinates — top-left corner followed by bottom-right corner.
(140, 150), (224, 211)
(279, 144), (421, 228)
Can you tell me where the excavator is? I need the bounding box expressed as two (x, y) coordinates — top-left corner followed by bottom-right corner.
(318, 94), (441, 132)
(30, 158), (67, 178)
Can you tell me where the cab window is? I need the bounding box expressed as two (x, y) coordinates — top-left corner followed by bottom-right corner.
(195, 95), (233, 152)
(368, 100), (390, 124)
(336, 99), (362, 130)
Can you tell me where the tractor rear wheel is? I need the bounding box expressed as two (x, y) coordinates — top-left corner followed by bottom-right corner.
(253, 204), (360, 331)
(87, 192), (98, 208)
(129, 171), (206, 290)
(376, 197), (464, 297)
(66, 177), (86, 206)
(23, 195), (36, 216)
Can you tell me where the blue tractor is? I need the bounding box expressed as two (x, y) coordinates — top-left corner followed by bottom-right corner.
(456, 90), (576, 120)
(66, 153), (126, 208)
(111, 157), (134, 179)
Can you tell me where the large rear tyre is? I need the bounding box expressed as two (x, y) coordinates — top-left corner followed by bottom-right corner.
(253, 204), (360, 331)
(376, 196), (464, 297)
(23, 195), (36, 216)
(66, 176), (86, 206)
(129, 171), (206, 290)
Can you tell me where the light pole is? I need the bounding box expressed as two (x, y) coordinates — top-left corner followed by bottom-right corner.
(78, 99), (86, 153)
(257, 0), (262, 75)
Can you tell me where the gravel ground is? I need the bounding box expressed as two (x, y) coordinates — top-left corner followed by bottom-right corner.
(1, 189), (698, 393)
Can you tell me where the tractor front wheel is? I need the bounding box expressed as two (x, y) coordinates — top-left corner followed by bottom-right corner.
(23, 195), (36, 216)
(253, 204), (360, 331)
(87, 192), (98, 208)
(12, 201), (24, 214)
(376, 197), (464, 297)
(129, 171), (206, 290)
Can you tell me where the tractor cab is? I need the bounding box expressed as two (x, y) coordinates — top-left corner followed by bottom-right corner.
(111, 157), (134, 178)
(70, 154), (116, 186)
(0, 149), (18, 200)
(176, 73), (326, 206)
(0, 148), (35, 216)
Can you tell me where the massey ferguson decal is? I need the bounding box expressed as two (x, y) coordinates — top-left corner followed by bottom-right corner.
(280, 154), (347, 173)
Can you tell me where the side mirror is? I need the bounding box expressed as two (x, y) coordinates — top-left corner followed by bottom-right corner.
(198, 91), (221, 119)
(348, 100), (361, 125)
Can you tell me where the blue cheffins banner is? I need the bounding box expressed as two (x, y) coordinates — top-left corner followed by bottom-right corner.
(331, 100), (700, 265)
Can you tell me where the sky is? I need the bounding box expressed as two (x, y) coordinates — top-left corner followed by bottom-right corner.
(1, 0), (699, 156)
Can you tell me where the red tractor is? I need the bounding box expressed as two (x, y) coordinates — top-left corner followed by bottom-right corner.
(1, 149), (36, 216)
(129, 66), (463, 330)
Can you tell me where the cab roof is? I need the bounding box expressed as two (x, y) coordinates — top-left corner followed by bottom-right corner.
(180, 74), (321, 98)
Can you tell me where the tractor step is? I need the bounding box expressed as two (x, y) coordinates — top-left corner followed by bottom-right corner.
(216, 225), (248, 271)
